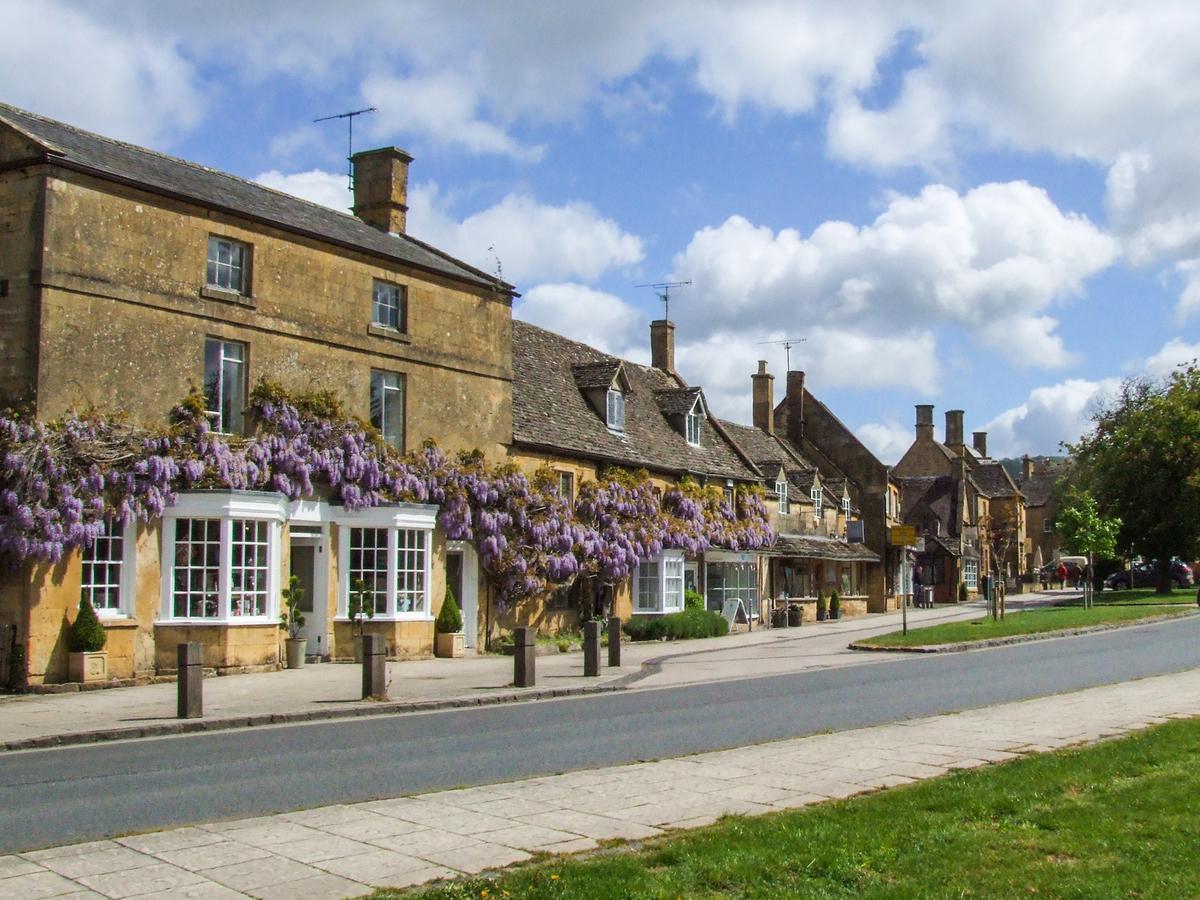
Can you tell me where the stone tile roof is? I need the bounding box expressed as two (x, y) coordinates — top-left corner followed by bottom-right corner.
(512, 321), (760, 481)
(973, 462), (1021, 499)
(572, 361), (624, 390)
(718, 421), (815, 476)
(899, 475), (959, 538)
(654, 387), (702, 417)
(1019, 471), (1058, 507)
(0, 102), (508, 294)
(771, 534), (880, 562)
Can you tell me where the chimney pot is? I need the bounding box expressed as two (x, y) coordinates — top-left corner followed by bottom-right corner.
(650, 319), (675, 374)
(352, 147), (413, 234)
(972, 431), (988, 458)
(945, 409), (965, 447)
(752, 360), (775, 435)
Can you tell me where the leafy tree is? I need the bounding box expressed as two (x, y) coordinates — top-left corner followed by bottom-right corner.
(1056, 490), (1121, 608)
(1069, 365), (1200, 593)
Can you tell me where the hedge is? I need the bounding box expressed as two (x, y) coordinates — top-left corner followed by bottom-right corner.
(623, 607), (730, 642)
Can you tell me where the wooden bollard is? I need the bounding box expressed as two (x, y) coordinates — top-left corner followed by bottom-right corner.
(583, 620), (601, 677)
(607, 617), (621, 667)
(177, 642), (203, 719)
(361, 634), (387, 700)
(513, 626), (536, 687)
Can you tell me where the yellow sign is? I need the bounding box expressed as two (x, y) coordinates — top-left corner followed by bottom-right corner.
(890, 525), (916, 546)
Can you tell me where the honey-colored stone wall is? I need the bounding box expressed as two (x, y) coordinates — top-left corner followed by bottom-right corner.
(0, 165), (41, 403)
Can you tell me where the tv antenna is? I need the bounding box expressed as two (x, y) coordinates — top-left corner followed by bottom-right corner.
(635, 281), (691, 320)
(757, 337), (807, 371)
(313, 106), (377, 190)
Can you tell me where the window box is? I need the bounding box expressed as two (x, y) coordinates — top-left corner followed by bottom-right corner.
(335, 504), (437, 621)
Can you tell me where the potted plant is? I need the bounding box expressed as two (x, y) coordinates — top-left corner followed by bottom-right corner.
(347, 577), (375, 662)
(435, 584), (465, 658)
(829, 589), (841, 620)
(279, 575), (307, 669)
(67, 598), (108, 683)
(816, 589), (827, 621)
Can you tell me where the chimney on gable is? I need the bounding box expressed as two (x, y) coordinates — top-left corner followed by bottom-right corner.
(915, 404), (934, 442)
(752, 360), (775, 435)
(352, 147), (412, 234)
(650, 320), (675, 374)
(784, 371), (806, 444)
(945, 409), (964, 448)
(973, 431), (988, 458)
(1022, 455), (1035, 481)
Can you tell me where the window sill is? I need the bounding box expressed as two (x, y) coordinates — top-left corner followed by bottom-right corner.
(98, 615), (137, 628)
(201, 285), (256, 308)
(155, 619), (278, 627)
(334, 614), (433, 623)
(367, 323), (413, 343)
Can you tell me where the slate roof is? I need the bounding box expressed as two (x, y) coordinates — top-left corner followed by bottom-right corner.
(899, 475), (960, 538)
(771, 534), (880, 562)
(973, 462), (1022, 499)
(654, 387), (702, 417)
(1020, 471), (1058, 507)
(0, 102), (509, 294)
(512, 321), (759, 481)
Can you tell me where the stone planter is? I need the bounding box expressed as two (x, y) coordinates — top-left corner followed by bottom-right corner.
(68, 650), (108, 684)
(284, 638), (307, 669)
(435, 631), (465, 658)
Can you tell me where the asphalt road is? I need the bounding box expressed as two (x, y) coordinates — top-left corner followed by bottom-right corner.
(2, 615), (1198, 853)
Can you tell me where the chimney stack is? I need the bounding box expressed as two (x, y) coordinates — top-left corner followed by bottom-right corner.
(1022, 455), (1035, 481)
(752, 360), (775, 435)
(650, 320), (675, 374)
(784, 371), (806, 444)
(915, 404), (934, 442)
(972, 431), (988, 458)
(352, 147), (413, 234)
(945, 409), (964, 447)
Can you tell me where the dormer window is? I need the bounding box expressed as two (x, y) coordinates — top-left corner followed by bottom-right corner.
(776, 479), (789, 514)
(842, 495), (851, 515)
(685, 400), (702, 446)
(606, 388), (626, 432)
(811, 485), (822, 517)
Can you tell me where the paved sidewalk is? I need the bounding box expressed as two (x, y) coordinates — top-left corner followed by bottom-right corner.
(0, 599), (1015, 749)
(3, 664), (1195, 898)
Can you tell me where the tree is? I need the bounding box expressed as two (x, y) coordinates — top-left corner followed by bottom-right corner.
(1069, 365), (1200, 594)
(1056, 490), (1121, 608)
(982, 503), (1022, 619)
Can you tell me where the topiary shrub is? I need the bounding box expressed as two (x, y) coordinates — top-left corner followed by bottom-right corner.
(68, 598), (107, 653)
(829, 590), (840, 620)
(816, 589), (827, 621)
(684, 589), (704, 610)
(436, 585), (463, 634)
(958, 581), (969, 603)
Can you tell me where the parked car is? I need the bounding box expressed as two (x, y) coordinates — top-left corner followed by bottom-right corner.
(1104, 560), (1194, 590)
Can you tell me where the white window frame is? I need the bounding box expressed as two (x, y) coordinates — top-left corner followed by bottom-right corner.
(335, 504), (437, 621)
(557, 470), (574, 504)
(372, 279), (406, 331)
(606, 387), (626, 432)
(159, 493), (287, 624)
(81, 520), (137, 618)
(776, 479), (789, 515)
(370, 369), (406, 450)
(204, 337), (246, 434)
(206, 236), (249, 294)
(704, 550), (760, 618)
(963, 557), (979, 591)
(685, 399), (702, 446)
(633, 551), (685, 615)
(811, 485), (823, 517)
(842, 495), (851, 516)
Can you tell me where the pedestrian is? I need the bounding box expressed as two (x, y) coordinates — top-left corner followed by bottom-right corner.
(1056, 561), (1068, 590)
(912, 561), (923, 608)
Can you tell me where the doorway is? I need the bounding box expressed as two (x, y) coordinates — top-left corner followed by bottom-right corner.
(446, 542), (479, 650)
(289, 530), (328, 657)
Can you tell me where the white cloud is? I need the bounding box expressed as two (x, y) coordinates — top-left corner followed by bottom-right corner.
(827, 71), (951, 172)
(1144, 338), (1200, 380)
(407, 184), (644, 286)
(671, 181), (1116, 372)
(982, 377), (1121, 458)
(0, 0), (203, 146)
(254, 169), (351, 213)
(515, 284), (644, 359)
(856, 421), (913, 466)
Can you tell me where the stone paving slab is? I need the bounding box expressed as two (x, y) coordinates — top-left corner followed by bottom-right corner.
(3, 667), (1199, 898)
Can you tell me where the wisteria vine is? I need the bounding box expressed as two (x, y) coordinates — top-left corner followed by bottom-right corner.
(0, 383), (773, 605)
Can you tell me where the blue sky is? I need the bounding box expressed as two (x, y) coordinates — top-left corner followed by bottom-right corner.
(5, 1), (1199, 462)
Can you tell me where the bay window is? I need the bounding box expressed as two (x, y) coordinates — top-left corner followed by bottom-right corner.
(337, 504), (436, 619)
(634, 552), (685, 614)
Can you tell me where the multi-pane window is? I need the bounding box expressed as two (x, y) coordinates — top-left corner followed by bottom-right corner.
(370, 370), (405, 450)
(206, 236), (249, 293)
(395, 529), (427, 613)
(811, 485), (823, 517)
(1044, 519), (1055, 534)
(636, 559), (660, 612)
(842, 496), (851, 515)
(372, 280), (406, 331)
(606, 388), (625, 432)
(685, 402), (701, 445)
(229, 520), (269, 617)
(204, 338), (246, 434)
(81, 523), (125, 612)
(724, 485), (735, 508)
(705, 561), (759, 617)
(663, 556), (684, 608)
(635, 554), (684, 614)
(963, 558), (979, 591)
(172, 518), (221, 619)
(349, 527), (388, 617)
(557, 471), (574, 504)
(776, 479), (789, 515)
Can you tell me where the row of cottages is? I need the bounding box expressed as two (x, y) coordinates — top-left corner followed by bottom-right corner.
(892, 405), (1028, 601)
(0, 102), (514, 683)
(508, 319), (891, 628)
(1017, 456), (1066, 574)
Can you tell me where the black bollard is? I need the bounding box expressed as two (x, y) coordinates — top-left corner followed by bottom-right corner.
(607, 616), (621, 667)
(361, 634), (387, 700)
(583, 620), (601, 677)
(513, 626), (536, 687)
(177, 642), (203, 719)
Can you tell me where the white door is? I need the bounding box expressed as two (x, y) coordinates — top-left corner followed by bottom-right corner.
(446, 542), (479, 650)
(290, 532), (328, 656)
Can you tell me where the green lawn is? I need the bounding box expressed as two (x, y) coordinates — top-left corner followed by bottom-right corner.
(857, 603), (1194, 648)
(380, 717), (1200, 898)
(1089, 586), (1198, 606)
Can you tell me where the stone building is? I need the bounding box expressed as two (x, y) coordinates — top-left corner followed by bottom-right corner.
(1017, 456), (1065, 574)
(0, 102), (514, 683)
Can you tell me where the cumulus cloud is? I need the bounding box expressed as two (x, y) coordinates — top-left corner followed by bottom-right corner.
(982, 378), (1121, 458)
(856, 421), (914, 466)
(407, 184), (643, 286)
(670, 181), (1116, 371)
(254, 169), (351, 213)
(515, 285), (645, 359)
(1144, 338), (1200, 379)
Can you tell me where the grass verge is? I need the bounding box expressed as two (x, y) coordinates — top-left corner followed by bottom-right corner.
(1088, 586), (1198, 606)
(377, 716), (1200, 898)
(857, 603), (1195, 648)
